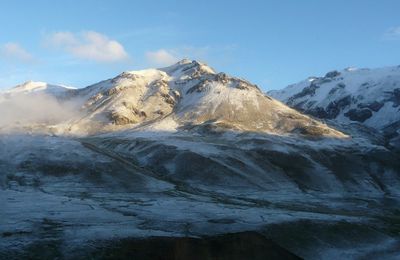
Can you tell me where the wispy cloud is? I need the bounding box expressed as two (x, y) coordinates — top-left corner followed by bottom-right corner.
(383, 26), (400, 40)
(44, 31), (129, 63)
(145, 49), (179, 66)
(145, 46), (212, 67)
(0, 43), (34, 63)
(145, 45), (237, 67)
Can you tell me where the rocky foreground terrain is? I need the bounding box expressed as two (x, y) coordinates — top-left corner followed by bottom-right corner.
(1, 60), (399, 259)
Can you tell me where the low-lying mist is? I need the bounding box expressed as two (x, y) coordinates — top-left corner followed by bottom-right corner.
(0, 92), (83, 131)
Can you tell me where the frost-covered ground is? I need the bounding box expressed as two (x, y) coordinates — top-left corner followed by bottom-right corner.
(1, 134), (399, 259)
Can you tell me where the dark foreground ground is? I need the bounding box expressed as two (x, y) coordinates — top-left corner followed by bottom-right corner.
(1, 231), (301, 260)
(1, 135), (399, 259)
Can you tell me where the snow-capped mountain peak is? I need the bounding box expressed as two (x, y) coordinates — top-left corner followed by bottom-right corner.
(5, 81), (76, 96)
(62, 60), (343, 137)
(0, 60), (346, 138)
(268, 65), (400, 149)
(269, 65), (400, 128)
(161, 59), (216, 79)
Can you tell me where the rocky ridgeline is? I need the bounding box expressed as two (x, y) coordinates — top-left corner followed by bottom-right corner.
(269, 66), (400, 150)
(0, 60), (346, 138)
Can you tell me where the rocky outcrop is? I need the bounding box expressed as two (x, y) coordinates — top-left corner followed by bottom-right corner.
(344, 108), (373, 122)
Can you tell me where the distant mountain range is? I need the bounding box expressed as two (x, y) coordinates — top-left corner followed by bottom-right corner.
(269, 65), (400, 150)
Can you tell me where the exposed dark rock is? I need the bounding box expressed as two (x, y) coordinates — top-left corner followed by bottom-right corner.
(213, 73), (256, 91)
(215, 72), (229, 83)
(307, 95), (351, 119)
(178, 61), (214, 79)
(172, 90), (181, 99)
(344, 108), (373, 122)
(288, 83), (319, 105)
(325, 70), (341, 78)
(328, 83), (346, 95)
(382, 120), (400, 139)
(207, 218), (236, 224)
(389, 135), (400, 152)
(308, 107), (329, 119)
(235, 82), (250, 90)
(317, 78), (332, 84)
(160, 93), (176, 106)
(107, 86), (125, 96)
(358, 101), (384, 112)
(139, 111), (147, 117)
(293, 101), (308, 111)
(111, 72), (139, 83)
(382, 121), (400, 151)
(186, 81), (208, 94)
(386, 88), (400, 107)
(181, 61), (200, 72)
(325, 95), (352, 118)
(304, 100), (317, 109)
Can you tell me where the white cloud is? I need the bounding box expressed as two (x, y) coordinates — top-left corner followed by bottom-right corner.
(145, 49), (179, 66)
(145, 44), (237, 67)
(383, 26), (400, 40)
(0, 43), (34, 63)
(47, 32), (78, 46)
(45, 31), (129, 63)
(145, 46), (212, 67)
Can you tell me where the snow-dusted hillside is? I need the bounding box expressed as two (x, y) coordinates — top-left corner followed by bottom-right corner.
(1, 61), (400, 259)
(3, 81), (76, 97)
(2, 130), (399, 259)
(269, 66), (400, 149)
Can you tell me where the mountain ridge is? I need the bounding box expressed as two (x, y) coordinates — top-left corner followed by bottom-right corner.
(268, 65), (400, 150)
(0, 59), (345, 138)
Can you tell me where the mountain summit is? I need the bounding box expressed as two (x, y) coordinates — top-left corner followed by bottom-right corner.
(1, 60), (345, 137)
(75, 59), (345, 136)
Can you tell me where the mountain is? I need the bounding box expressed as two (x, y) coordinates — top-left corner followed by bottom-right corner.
(0, 81), (78, 132)
(72, 59), (345, 137)
(0, 59), (344, 137)
(1, 60), (400, 259)
(269, 65), (400, 150)
(2, 81), (76, 100)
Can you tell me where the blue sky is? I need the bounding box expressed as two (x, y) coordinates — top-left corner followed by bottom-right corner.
(0, 0), (400, 91)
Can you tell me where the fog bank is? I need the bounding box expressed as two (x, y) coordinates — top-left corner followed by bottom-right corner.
(0, 92), (82, 130)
